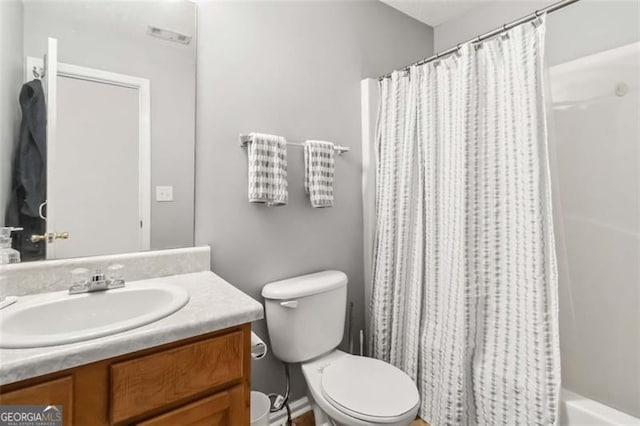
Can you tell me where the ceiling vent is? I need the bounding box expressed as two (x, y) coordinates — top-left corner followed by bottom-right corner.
(147, 26), (192, 45)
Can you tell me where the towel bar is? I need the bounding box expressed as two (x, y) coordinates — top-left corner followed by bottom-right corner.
(239, 134), (349, 155)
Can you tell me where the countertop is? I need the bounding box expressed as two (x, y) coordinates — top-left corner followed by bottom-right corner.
(0, 271), (264, 386)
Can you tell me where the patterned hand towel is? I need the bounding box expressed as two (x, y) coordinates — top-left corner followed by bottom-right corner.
(247, 133), (288, 206)
(304, 140), (335, 208)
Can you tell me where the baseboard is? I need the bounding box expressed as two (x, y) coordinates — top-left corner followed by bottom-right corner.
(269, 396), (312, 426)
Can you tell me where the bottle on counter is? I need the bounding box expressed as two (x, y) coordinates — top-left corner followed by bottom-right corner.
(0, 227), (23, 265)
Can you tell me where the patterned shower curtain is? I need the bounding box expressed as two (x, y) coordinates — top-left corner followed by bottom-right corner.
(370, 17), (560, 426)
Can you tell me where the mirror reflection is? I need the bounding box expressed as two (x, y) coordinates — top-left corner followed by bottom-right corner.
(1, 0), (196, 263)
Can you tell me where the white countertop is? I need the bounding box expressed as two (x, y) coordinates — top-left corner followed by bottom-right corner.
(0, 271), (263, 386)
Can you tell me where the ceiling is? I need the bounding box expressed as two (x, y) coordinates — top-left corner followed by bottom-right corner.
(380, 0), (491, 27)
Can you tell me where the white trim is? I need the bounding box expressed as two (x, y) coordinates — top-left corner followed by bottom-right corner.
(361, 78), (379, 354)
(269, 396), (312, 426)
(27, 56), (152, 251)
(44, 39), (57, 259)
(137, 79), (151, 251)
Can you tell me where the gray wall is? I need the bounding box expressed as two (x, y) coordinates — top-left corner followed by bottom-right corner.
(0, 0), (23, 226)
(434, 0), (640, 66)
(21, 1), (196, 250)
(435, 0), (640, 417)
(195, 0), (432, 400)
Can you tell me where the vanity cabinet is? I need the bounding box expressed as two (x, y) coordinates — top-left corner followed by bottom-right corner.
(0, 324), (251, 425)
(0, 377), (73, 426)
(137, 385), (244, 426)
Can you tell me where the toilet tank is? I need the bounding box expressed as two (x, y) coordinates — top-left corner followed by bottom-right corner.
(262, 270), (347, 363)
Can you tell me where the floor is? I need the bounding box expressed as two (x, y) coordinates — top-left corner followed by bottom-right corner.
(292, 411), (429, 426)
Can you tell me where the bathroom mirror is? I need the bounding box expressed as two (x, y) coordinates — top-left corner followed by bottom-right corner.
(0, 0), (196, 263)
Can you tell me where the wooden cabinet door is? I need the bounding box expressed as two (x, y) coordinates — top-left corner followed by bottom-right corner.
(136, 385), (245, 426)
(110, 331), (244, 423)
(0, 376), (73, 426)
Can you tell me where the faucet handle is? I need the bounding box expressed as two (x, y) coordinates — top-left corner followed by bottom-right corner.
(71, 267), (90, 285)
(106, 264), (125, 289)
(69, 268), (90, 294)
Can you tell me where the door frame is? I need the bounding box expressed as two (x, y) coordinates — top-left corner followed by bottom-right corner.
(26, 56), (151, 252)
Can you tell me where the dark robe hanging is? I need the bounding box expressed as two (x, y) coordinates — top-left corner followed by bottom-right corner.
(5, 79), (47, 261)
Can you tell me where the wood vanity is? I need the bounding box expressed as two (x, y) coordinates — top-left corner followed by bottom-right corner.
(0, 323), (252, 425)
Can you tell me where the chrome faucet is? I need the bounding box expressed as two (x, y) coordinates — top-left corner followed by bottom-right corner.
(69, 268), (125, 294)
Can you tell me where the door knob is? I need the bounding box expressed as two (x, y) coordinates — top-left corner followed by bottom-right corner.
(30, 233), (50, 243)
(30, 232), (69, 243)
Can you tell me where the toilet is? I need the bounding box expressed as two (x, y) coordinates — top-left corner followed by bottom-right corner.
(262, 270), (420, 426)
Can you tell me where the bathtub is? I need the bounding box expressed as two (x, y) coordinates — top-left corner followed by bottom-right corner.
(560, 389), (640, 426)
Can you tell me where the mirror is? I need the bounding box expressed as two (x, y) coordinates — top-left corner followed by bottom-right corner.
(0, 0), (196, 263)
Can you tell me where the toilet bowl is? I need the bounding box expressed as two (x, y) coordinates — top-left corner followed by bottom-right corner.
(302, 350), (419, 426)
(262, 270), (420, 426)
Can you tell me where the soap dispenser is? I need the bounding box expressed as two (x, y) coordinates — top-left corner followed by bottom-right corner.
(0, 227), (23, 265)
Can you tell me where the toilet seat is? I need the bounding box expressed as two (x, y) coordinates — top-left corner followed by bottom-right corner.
(320, 355), (420, 423)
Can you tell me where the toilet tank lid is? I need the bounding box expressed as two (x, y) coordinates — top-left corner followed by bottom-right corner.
(261, 270), (348, 300)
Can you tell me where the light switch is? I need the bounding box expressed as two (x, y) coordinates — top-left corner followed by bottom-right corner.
(156, 186), (173, 202)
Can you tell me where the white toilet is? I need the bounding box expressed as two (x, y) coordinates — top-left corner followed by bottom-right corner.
(262, 270), (420, 426)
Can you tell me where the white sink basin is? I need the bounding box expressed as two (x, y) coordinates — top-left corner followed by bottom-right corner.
(0, 283), (190, 348)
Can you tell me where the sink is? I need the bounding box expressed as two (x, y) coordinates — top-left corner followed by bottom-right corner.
(0, 283), (190, 348)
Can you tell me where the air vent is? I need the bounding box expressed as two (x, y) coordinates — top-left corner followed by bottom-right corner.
(147, 26), (192, 45)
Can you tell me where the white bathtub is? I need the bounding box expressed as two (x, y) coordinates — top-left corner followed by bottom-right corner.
(560, 389), (640, 426)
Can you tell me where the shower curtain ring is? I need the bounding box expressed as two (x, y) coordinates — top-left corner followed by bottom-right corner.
(501, 24), (510, 39)
(532, 9), (543, 27)
(474, 35), (483, 50)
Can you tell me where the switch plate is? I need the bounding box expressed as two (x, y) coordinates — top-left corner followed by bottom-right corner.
(156, 186), (173, 202)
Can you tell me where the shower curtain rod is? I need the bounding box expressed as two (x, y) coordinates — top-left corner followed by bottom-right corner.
(378, 0), (581, 81)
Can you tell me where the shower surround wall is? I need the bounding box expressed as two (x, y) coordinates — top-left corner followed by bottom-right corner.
(194, 1), (433, 400)
(550, 42), (640, 419)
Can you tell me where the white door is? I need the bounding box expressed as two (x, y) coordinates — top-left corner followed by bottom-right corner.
(27, 45), (150, 259)
(54, 77), (141, 258)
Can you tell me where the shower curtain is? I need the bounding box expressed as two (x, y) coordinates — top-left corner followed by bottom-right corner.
(370, 18), (560, 425)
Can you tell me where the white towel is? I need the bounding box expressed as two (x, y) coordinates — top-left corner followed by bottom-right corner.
(247, 133), (288, 206)
(304, 140), (334, 208)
